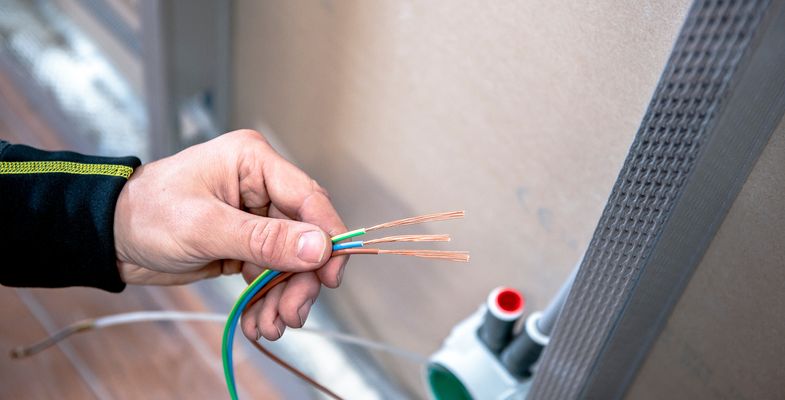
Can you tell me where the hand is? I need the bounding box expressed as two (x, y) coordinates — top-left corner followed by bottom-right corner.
(113, 129), (348, 340)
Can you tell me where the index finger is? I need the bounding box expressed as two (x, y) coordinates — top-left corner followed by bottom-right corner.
(262, 151), (349, 287)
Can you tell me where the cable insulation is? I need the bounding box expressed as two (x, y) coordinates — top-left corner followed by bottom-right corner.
(226, 211), (467, 399)
(331, 241), (364, 251)
(10, 311), (425, 363)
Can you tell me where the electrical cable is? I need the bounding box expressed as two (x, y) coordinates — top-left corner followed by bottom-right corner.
(249, 338), (343, 400)
(227, 211), (467, 399)
(221, 211), (469, 400)
(365, 210), (465, 232)
(327, 211), (464, 243)
(10, 311), (426, 363)
(332, 234), (452, 251)
(237, 261), (345, 400)
(363, 234), (451, 245)
(10, 311), (225, 358)
(223, 269), (280, 398)
(331, 248), (470, 261)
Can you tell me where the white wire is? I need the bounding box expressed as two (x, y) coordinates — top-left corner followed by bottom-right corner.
(94, 311), (226, 327)
(86, 311), (425, 364)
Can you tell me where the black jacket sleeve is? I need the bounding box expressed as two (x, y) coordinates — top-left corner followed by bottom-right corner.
(0, 140), (141, 292)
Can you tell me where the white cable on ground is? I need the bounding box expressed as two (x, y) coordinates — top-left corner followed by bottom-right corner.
(11, 311), (426, 364)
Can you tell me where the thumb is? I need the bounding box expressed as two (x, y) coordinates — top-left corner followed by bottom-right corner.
(211, 204), (331, 271)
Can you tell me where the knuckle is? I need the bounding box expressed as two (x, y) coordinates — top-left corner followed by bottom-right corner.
(231, 129), (260, 140)
(250, 219), (289, 267)
(311, 179), (331, 200)
(232, 129), (269, 146)
(220, 130), (269, 155)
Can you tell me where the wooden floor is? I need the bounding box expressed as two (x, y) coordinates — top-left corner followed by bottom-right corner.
(0, 69), (281, 399)
(0, 286), (280, 399)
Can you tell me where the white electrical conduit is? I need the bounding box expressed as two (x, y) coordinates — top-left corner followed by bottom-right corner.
(10, 311), (427, 364)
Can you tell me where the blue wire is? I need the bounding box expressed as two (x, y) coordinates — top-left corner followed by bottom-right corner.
(229, 237), (362, 392)
(332, 241), (364, 251)
(227, 270), (281, 392)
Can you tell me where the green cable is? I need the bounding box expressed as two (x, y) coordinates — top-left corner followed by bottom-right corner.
(223, 230), (360, 399)
(223, 269), (272, 399)
(330, 228), (366, 243)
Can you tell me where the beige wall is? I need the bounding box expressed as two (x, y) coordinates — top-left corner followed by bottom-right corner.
(232, 1), (689, 394)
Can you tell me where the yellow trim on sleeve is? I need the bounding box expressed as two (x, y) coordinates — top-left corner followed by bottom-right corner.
(0, 161), (133, 179)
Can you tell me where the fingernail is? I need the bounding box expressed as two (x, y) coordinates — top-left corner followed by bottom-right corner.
(273, 317), (286, 340)
(297, 301), (313, 328)
(255, 328), (261, 341)
(297, 231), (326, 263)
(337, 265), (346, 285)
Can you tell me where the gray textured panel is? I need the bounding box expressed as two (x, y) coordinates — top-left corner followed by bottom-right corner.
(583, 3), (785, 398)
(528, 0), (785, 398)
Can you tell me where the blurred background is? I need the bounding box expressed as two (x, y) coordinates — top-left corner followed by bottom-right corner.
(0, 0), (691, 398)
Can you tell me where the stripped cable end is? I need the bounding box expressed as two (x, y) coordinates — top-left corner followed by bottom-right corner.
(366, 210), (465, 231)
(9, 321), (94, 359)
(364, 234), (451, 245)
(10, 347), (28, 359)
(378, 250), (470, 262)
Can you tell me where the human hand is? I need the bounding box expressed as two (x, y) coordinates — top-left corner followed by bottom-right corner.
(113, 129), (348, 340)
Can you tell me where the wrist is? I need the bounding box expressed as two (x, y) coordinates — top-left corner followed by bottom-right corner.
(113, 163), (141, 269)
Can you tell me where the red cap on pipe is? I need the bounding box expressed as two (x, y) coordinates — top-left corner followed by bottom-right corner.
(487, 287), (525, 321)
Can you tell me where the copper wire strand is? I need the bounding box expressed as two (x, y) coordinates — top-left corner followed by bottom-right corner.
(332, 248), (470, 262)
(365, 210), (464, 231)
(379, 249), (470, 262)
(363, 234), (450, 245)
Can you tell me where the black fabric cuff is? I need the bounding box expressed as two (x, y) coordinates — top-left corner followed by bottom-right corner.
(0, 143), (141, 292)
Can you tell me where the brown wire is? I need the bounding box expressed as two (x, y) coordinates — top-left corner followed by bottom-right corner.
(242, 271), (344, 400)
(246, 272), (294, 309)
(331, 248), (380, 256)
(241, 211), (467, 399)
(243, 250), (468, 398)
(248, 340), (343, 400)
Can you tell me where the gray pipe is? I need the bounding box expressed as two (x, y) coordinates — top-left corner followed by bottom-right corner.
(537, 267), (577, 335)
(500, 263), (578, 378)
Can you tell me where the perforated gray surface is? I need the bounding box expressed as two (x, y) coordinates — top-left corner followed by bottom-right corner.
(528, 1), (785, 398)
